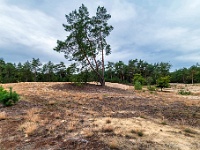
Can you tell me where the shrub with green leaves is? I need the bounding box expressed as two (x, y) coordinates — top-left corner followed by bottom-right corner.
(178, 89), (192, 95)
(134, 81), (142, 90)
(147, 85), (156, 91)
(0, 86), (19, 106)
(133, 74), (146, 85)
(156, 76), (170, 91)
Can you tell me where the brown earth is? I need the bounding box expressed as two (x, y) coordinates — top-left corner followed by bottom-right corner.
(0, 82), (199, 150)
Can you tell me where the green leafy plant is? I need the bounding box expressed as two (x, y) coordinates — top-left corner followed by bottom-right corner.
(156, 76), (170, 91)
(134, 81), (142, 90)
(178, 90), (192, 95)
(0, 86), (19, 106)
(147, 85), (156, 91)
(133, 74), (146, 85)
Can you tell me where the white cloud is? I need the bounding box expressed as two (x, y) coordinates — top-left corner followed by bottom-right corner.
(110, 0), (137, 22)
(0, 2), (59, 49)
(176, 52), (200, 63)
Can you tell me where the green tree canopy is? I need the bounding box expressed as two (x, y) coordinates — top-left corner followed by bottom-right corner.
(54, 4), (113, 86)
(156, 76), (170, 91)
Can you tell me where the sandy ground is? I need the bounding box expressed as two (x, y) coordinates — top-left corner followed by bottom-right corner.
(0, 82), (199, 150)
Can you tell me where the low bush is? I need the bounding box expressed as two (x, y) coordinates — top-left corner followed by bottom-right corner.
(0, 86), (19, 106)
(134, 81), (142, 90)
(147, 85), (156, 91)
(178, 89), (192, 95)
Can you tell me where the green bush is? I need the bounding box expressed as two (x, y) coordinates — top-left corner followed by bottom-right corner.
(134, 81), (142, 90)
(156, 76), (170, 91)
(0, 86), (19, 106)
(147, 85), (156, 91)
(178, 90), (192, 95)
(133, 74), (146, 85)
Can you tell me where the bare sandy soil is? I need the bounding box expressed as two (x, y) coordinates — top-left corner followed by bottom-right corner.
(0, 82), (199, 150)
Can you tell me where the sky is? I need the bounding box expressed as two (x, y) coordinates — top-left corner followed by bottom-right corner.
(1, 0), (200, 71)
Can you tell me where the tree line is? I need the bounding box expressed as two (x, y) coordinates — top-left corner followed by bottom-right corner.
(171, 64), (200, 84)
(0, 57), (199, 85)
(0, 58), (67, 83)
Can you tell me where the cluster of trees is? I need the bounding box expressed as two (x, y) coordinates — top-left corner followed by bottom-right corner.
(0, 58), (69, 83)
(1, 57), (200, 86)
(0, 57), (170, 84)
(171, 64), (200, 84)
(105, 60), (171, 85)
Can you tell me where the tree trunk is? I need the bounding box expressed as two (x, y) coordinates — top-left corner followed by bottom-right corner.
(192, 73), (194, 85)
(101, 34), (105, 87)
(99, 77), (105, 86)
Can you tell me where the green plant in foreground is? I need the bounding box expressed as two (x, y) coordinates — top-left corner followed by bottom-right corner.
(0, 86), (19, 106)
(134, 81), (142, 90)
(178, 90), (192, 95)
(147, 85), (156, 91)
(156, 76), (170, 91)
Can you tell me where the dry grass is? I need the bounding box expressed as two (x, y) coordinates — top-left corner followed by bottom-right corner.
(106, 118), (112, 124)
(18, 108), (41, 136)
(48, 100), (57, 105)
(26, 108), (41, 122)
(0, 111), (7, 120)
(98, 95), (103, 100)
(131, 129), (144, 137)
(1, 82), (200, 150)
(19, 122), (38, 136)
(184, 128), (198, 134)
(81, 128), (94, 138)
(102, 125), (114, 133)
(108, 138), (119, 149)
(68, 121), (77, 132)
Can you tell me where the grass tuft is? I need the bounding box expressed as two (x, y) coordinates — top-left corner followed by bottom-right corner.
(0, 111), (7, 120)
(102, 125), (114, 133)
(184, 128), (197, 134)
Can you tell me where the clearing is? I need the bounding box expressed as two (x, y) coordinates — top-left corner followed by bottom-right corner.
(0, 82), (199, 150)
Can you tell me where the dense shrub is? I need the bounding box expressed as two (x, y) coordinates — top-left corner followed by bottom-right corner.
(0, 86), (19, 106)
(156, 76), (170, 91)
(134, 81), (142, 90)
(133, 74), (146, 85)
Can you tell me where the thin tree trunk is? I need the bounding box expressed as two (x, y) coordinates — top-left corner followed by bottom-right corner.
(192, 73), (194, 85)
(101, 47), (105, 86)
(100, 34), (105, 86)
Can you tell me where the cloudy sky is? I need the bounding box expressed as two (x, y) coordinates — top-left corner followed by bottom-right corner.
(1, 0), (200, 70)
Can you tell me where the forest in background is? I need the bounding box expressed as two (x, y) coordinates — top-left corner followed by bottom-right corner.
(0, 57), (199, 85)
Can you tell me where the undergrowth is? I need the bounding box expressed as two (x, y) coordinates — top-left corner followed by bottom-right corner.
(178, 89), (192, 95)
(0, 86), (19, 106)
(134, 81), (142, 90)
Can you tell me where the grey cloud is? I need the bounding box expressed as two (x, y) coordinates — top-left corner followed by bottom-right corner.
(1, 0), (200, 70)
